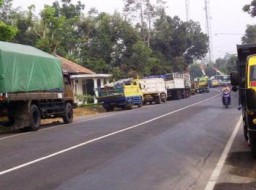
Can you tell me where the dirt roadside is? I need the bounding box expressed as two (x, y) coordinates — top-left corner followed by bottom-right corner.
(42, 106), (104, 125)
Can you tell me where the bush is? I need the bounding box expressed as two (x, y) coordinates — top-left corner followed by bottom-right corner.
(75, 94), (94, 104)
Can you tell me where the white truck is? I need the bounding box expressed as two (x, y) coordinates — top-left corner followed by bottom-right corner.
(164, 73), (191, 100)
(139, 78), (167, 104)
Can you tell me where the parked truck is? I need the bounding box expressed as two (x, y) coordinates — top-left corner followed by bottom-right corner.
(139, 78), (167, 104)
(194, 76), (209, 93)
(231, 44), (256, 157)
(0, 41), (75, 131)
(164, 73), (191, 100)
(97, 79), (143, 112)
(143, 73), (191, 100)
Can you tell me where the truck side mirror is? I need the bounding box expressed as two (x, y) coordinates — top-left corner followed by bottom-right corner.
(230, 71), (239, 86)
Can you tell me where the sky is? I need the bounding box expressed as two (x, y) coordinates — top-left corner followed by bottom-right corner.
(12, 0), (256, 61)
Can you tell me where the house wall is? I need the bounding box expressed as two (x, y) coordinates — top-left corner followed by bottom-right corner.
(73, 78), (110, 105)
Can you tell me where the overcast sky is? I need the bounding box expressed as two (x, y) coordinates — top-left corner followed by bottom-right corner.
(12, 0), (256, 61)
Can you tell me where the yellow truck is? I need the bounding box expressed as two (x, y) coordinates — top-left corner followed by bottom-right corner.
(195, 76), (209, 93)
(231, 44), (256, 157)
(97, 79), (143, 112)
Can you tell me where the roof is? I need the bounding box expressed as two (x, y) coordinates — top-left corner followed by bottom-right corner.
(57, 55), (95, 74)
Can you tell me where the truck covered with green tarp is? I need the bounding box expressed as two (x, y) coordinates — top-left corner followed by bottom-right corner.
(0, 41), (63, 93)
(0, 41), (74, 131)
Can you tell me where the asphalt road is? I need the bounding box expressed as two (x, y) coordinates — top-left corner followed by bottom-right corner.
(0, 89), (247, 190)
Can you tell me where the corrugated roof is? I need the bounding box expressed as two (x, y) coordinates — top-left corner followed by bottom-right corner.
(57, 55), (95, 74)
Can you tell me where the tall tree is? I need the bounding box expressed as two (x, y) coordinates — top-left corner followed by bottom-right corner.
(77, 12), (141, 77)
(242, 24), (256, 43)
(152, 14), (208, 72)
(12, 5), (38, 45)
(32, 0), (84, 54)
(123, 0), (165, 46)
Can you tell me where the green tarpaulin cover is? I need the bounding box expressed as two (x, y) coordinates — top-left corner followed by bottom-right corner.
(0, 41), (64, 93)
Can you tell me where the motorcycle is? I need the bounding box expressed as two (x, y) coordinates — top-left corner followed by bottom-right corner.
(222, 91), (231, 108)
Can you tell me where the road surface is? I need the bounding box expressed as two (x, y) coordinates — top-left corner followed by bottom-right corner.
(0, 89), (250, 190)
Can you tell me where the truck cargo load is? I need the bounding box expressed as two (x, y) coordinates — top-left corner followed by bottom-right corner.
(0, 41), (63, 93)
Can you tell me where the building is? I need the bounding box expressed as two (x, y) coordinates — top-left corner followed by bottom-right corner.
(58, 56), (112, 104)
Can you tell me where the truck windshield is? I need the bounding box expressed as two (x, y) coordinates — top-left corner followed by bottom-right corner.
(250, 65), (256, 81)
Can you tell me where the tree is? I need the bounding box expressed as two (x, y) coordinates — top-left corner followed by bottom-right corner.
(0, 21), (17, 41)
(243, 0), (256, 17)
(189, 63), (203, 79)
(12, 5), (38, 45)
(242, 24), (256, 44)
(126, 40), (152, 77)
(77, 12), (142, 78)
(0, 0), (18, 41)
(123, 0), (166, 46)
(31, 0), (84, 54)
(152, 14), (208, 72)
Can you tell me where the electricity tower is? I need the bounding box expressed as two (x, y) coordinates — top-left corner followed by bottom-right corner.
(185, 0), (190, 22)
(204, 0), (213, 63)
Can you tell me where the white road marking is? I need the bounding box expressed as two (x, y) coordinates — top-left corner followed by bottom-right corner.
(204, 115), (243, 190)
(0, 94), (219, 176)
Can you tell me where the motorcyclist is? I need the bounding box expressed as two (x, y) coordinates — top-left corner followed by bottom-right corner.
(221, 84), (231, 106)
(221, 84), (231, 93)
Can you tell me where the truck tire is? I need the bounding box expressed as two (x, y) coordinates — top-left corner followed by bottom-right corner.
(106, 106), (114, 112)
(138, 97), (143, 107)
(161, 94), (167, 103)
(243, 116), (249, 141)
(63, 102), (73, 124)
(29, 105), (41, 131)
(155, 96), (161, 104)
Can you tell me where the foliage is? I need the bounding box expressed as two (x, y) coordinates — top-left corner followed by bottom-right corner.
(242, 24), (256, 44)
(215, 54), (237, 74)
(0, 21), (17, 41)
(243, 0), (256, 17)
(123, 0), (166, 46)
(5, 0), (209, 79)
(152, 14), (208, 72)
(189, 63), (203, 79)
(75, 94), (94, 104)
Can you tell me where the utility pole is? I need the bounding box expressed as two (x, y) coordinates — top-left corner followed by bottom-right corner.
(185, 0), (190, 22)
(204, 0), (213, 63)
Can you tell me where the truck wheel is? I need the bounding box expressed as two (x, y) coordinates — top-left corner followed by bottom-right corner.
(155, 96), (161, 104)
(125, 103), (132, 110)
(138, 97), (143, 107)
(106, 106), (114, 112)
(29, 105), (41, 131)
(161, 94), (167, 103)
(63, 102), (73, 124)
(243, 116), (249, 141)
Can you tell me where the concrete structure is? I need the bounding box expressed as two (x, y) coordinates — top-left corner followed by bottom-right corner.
(58, 56), (112, 104)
